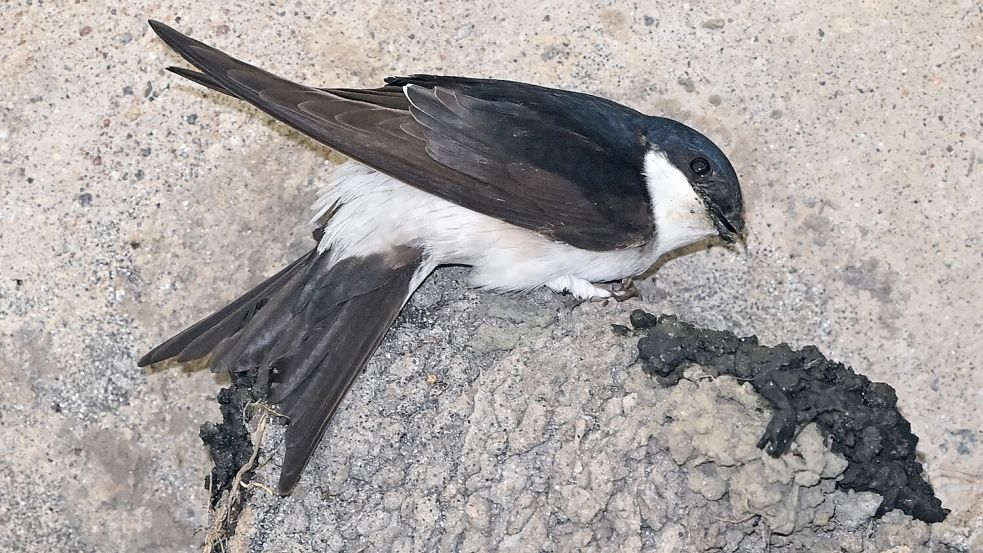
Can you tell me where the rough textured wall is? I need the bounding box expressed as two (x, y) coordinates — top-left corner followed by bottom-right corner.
(1, 1), (980, 551)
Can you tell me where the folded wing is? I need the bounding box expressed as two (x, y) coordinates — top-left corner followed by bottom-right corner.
(149, 21), (655, 251)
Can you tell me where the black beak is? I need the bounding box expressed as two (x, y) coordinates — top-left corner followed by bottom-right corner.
(709, 204), (745, 245)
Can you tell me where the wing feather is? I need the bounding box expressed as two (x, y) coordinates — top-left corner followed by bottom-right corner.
(149, 20), (654, 250)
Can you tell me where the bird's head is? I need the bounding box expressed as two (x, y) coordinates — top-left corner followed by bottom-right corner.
(640, 117), (744, 255)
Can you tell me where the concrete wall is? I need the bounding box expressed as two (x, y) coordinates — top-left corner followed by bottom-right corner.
(1, 1), (979, 551)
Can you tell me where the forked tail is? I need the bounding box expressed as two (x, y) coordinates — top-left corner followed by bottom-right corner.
(139, 246), (426, 494)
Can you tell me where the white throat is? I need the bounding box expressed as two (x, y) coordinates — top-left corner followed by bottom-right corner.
(643, 150), (718, 257)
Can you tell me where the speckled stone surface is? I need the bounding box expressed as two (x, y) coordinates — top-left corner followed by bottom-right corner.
(1, 1), (980, 551)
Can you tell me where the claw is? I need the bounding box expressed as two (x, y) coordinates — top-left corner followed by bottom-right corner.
(612, 279), (639, 302)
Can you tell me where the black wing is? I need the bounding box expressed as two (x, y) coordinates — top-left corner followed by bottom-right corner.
(149, 21), (654, 251)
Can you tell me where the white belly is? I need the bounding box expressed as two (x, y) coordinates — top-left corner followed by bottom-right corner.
(310, 162), (658, 291)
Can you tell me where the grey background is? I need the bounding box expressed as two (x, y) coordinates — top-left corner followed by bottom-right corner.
(1, 1), (980, 551)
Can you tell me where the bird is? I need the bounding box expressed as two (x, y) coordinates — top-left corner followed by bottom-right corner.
(139, 20), (745, 495)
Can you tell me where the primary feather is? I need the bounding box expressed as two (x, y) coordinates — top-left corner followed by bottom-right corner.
(148, 20), (654, 251)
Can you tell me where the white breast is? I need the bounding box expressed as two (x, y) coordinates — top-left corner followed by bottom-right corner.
(310, 162), (653, 291)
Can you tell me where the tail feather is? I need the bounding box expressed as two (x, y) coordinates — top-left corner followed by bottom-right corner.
(140, 246), (427, 494)
(211, 253), (332, 374)
(180, 253), (315, 364)
(137, 251), (315, 366)
(275, 258), (421, 492)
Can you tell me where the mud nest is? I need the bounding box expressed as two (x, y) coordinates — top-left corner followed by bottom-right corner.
(627, 310), (949, 523)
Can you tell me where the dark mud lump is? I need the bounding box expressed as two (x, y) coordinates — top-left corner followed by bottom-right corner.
(630, 310), (948, 524)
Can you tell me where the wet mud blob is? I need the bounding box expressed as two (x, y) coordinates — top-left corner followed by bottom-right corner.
(199, 368), (263, 548)
(629, 310), (948, 523)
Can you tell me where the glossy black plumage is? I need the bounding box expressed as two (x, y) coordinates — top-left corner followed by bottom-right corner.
(148, 20), (654, 251)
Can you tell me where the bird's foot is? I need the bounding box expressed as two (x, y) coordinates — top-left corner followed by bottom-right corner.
(546, 275), (612, 301)
(612, 279), (640, 302)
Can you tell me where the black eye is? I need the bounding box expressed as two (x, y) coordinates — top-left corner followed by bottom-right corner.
(690, 157), (711, 176)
